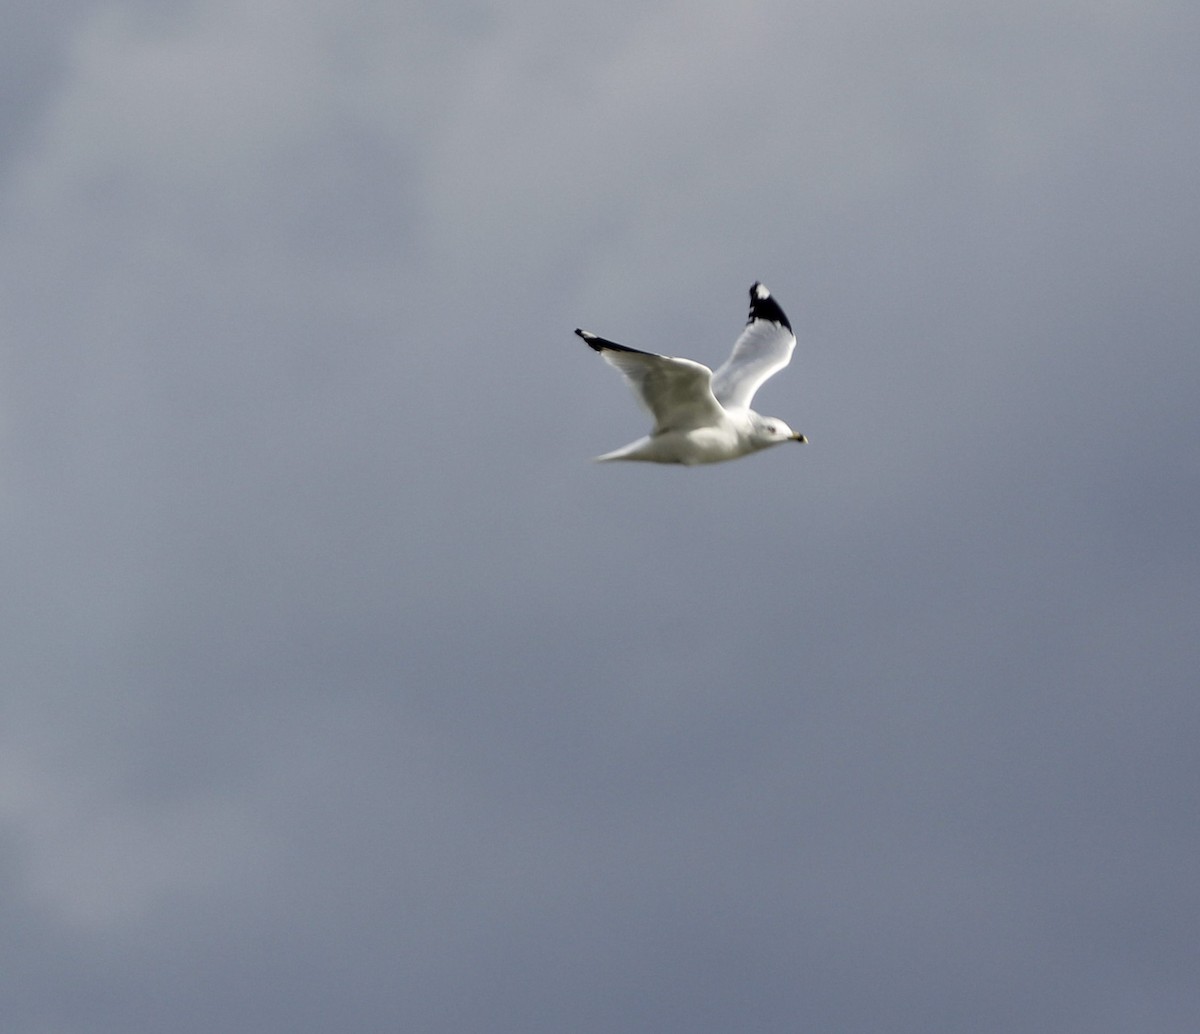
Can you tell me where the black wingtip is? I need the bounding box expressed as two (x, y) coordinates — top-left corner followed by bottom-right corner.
(747, 282), (792, 332)
(575, 329), (657, 357)
(575, 328), (604, 353)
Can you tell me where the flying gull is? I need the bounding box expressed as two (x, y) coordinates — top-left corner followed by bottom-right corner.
(575, 282), (805, 464)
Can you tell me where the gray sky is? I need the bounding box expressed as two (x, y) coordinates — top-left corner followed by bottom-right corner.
(3, 2), (1198, 1031)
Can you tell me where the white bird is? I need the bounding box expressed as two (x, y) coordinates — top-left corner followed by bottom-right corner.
(575, 282), (806, 464)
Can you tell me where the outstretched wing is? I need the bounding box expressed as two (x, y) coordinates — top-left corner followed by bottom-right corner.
(575, 329), (724, 433)
(710, 283), (797, 410)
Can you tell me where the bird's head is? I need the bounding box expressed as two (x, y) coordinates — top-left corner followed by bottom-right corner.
(752, 415), (807, 449)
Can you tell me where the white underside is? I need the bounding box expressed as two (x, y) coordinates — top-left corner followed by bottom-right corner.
(596, 413), (767, 465)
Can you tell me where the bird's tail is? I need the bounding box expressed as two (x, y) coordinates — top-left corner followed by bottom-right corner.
(593, 438), (653, 462)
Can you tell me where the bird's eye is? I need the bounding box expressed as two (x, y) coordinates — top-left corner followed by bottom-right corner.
(767, 424), (777, 434)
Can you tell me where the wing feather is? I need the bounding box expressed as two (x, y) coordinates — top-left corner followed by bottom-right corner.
(710, 283), (797, 410)
(575, 330), (724, 433)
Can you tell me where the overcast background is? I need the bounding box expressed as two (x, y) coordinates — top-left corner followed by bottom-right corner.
(3, 2), (1199, 1032)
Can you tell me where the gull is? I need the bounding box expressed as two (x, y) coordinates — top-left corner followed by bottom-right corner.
(575, 282), (806, 464)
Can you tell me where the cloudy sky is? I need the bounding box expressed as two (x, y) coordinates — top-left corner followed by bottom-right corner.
(3, 1), (1198, 1031)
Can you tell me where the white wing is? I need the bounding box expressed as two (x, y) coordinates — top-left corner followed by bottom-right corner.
(710, 283), (797, 410)
(575, 330), (724, 433)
